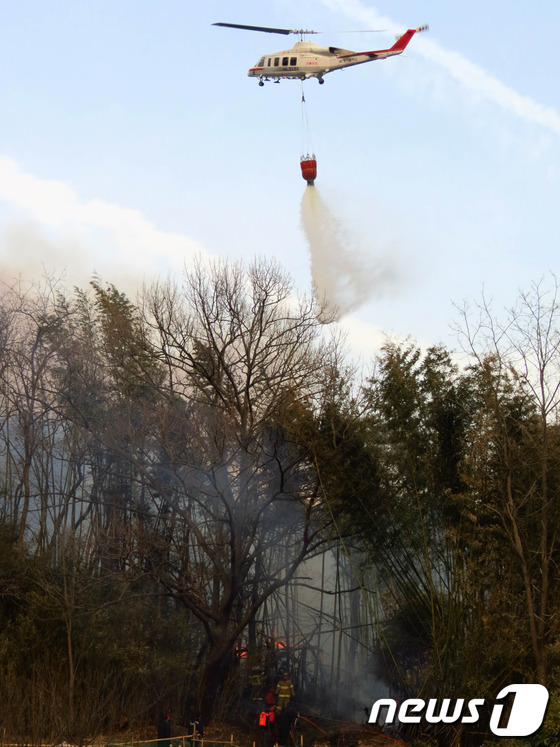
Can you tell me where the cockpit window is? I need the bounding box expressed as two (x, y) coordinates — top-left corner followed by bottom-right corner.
(257, 57), (265, 67)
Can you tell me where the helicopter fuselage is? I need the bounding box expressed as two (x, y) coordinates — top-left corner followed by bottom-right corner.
(247, 29), (425, 84)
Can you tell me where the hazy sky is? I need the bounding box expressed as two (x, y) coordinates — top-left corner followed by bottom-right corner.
(0, 0), (558, 359)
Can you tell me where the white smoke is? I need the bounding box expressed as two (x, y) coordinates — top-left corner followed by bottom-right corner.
(300, 186), (398, 318)
(0, 156), (208, 295)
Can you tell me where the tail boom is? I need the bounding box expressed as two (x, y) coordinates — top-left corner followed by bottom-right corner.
(338, 25), (428, 60)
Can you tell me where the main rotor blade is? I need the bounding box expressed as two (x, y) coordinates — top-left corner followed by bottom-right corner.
(313, 29), (384, 33)
(213, 22), (295, 35)
(212, 22), (383, 36)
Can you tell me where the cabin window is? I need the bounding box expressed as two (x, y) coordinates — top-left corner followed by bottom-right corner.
(282, 56), (289, 66)
(274, 57), (280, 66)
(267, 58), (272, 67)
(290, 57), (297, 66)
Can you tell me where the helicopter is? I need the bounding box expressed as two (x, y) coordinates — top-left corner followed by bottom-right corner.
(213, 22), (428, 85)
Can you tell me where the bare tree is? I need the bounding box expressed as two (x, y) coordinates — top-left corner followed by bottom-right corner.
(0, 278), (92, 553)
(137, 258), (342, 719)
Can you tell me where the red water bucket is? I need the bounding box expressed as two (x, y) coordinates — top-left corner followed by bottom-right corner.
(300, 157), (317, 185)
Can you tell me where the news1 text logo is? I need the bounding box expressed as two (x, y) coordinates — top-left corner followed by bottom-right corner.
(368, 684), (549, 738)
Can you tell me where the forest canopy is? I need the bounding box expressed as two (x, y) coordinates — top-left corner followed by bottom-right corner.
(1, 262), (559, 746)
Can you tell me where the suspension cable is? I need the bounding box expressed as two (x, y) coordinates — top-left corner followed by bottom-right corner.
(301, 83), (314, 157)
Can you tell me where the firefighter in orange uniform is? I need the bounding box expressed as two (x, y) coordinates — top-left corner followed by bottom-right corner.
(258, 703), (276, 747)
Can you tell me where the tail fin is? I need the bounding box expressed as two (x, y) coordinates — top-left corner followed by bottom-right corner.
(343, 25), (428, 60)
(390, 25), (428, 53)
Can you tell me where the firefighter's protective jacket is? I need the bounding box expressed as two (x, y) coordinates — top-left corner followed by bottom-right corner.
(276, 677), (295, 707)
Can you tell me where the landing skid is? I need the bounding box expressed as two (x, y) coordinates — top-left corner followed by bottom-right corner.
(256, 75), (325, 85)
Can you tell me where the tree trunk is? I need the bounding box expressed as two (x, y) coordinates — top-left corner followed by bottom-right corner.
(197, 635), (236, 723)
